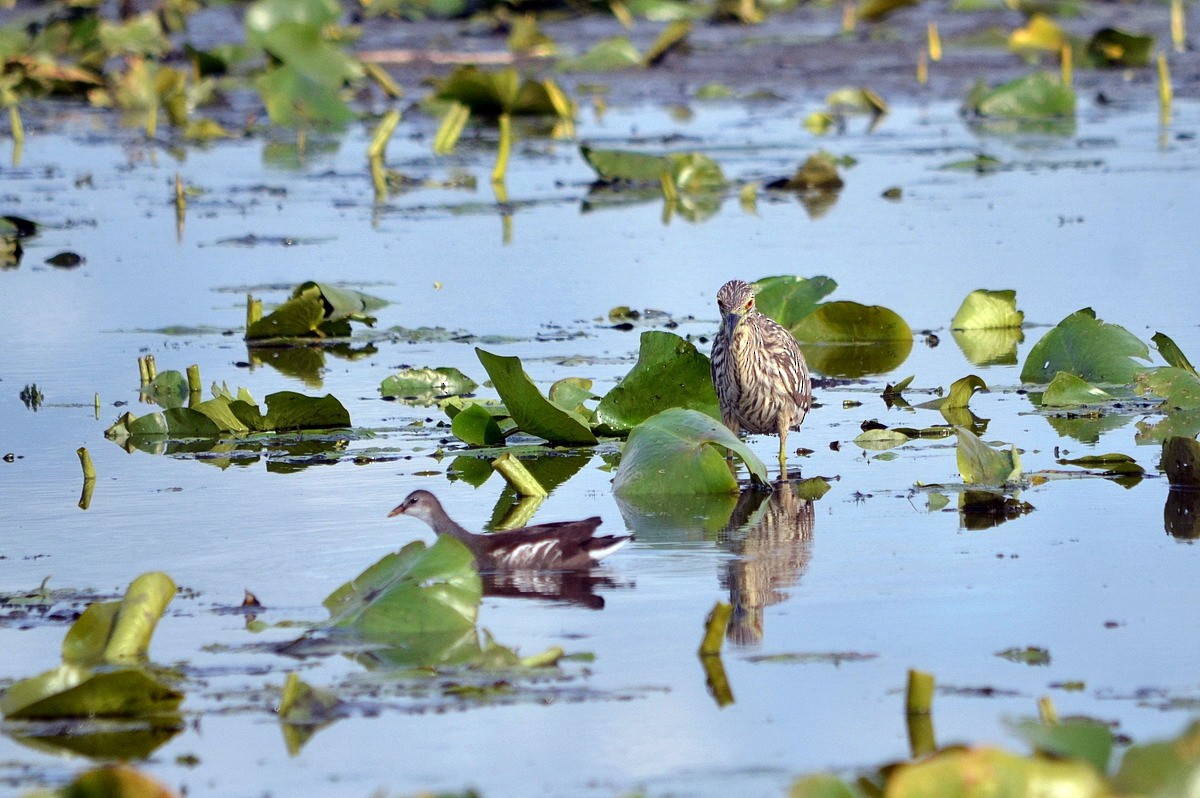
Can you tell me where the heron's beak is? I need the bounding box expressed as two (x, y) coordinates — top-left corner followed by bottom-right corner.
(721, 311), (742, 341)
(387, 505), (406, 518)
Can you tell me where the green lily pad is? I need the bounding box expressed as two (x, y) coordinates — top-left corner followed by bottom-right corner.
(956, 426), (1021, 485)
(565, 37), (643, 72)
(952, 289), (1024, 330)
(1153, 332), (1198, 377)
(141, 371), (188, 410)
(964, 71), (1076, 119)
(917, 375), (988, 410)
(594, 331), (719, 435)
(751, 275), (839, 328)
(324, 536), (482, 638)
(262, 391), (351, 431)
(888, 746), (1104, 798)
(549, 377), (597, 418)
(996, 646), (1051, 666)
(433, 66), (570, 117)
(790, 301), (911, 343)
(0, 665), (183, 721)
(1020, 308), (1150, 384)
(612, 408), (768, 495)
(1040, 372), (1114, 407)
(1011, 717), (1113, 773)
(475, 348), (597, 446)
(1086, 27), (1154, 67)
(247, 282), (385, 341)
(853, 428), (910, 450)
(788, 773), (858, 798)
(1112, 720), (1200, 796)
(579, 146), (726, 193)
(380, 367), (477, 404)
(1136, 368), (1200, 409)
(64, 572), (176, 666)
(451, 403), (505, 447)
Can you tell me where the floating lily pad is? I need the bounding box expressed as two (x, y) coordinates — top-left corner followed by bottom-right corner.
(751, 275), (838, 327)
(1040, 372), (1114, 407)
(956, 426), (1021, 485)
(594, 331), (719, 435)
(1011, 717), (1113, 773)
(324, 536), (482, 638)
(1136, 368), (1200, 409)
(888, 747), (1104, 798)
(612, 408), (768, 495)
(791, 301), (912, 343)
(853, 428), (910, 451)
(475, 348), (597, 446)
(1009, 14), (1068, 53)
(565, 37), (644, 72)
(451, 403), (505, 447)
(246, 282), (386, 341)
(917, 375), (988, 411)
(1112, 720), (1200, 795)
(580, 146), (726, 193)
(768, 152), (845, 191)
(380, 367), (477, 404)
(964, 71), (1076, 119)
(433, 66), (570, 117)
(996, 646), (1051, 666)
(951, 289), (1024, 330)
(1021, 308), (1150, 384)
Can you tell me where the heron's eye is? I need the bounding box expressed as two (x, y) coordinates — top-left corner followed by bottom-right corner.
(743, 299), (753, 311)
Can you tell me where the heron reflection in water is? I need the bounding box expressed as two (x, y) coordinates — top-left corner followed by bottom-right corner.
(718, 481), (815, 647)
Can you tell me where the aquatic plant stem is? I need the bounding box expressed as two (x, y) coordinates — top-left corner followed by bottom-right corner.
(906, 668), (934, 714)
(77, 447), (96, 482)
(367, 109), (401, 160)
(698, 601), (732, 656)
(491, 452), (548, 497)
(1171, 0), (1185, 53)
(1158, 53), (1173, 126)
(491, 112), (512, 184)
(246, 294), (262, 332)
(1038, 695), (1058, 724)
(927, 21), (942, 61)
(186, 364), (201, 406)
(917, 51), (928, 86)
(1061, 44), (1073, 88)
(9, 105), (23, 148)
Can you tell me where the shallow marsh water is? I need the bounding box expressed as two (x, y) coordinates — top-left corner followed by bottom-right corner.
(2, 94), (1200, 796)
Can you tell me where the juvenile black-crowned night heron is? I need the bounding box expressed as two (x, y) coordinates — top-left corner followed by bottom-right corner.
(711, 279), (813, 476)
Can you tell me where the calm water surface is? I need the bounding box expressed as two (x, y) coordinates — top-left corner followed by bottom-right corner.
(1, 96), (1199, 796)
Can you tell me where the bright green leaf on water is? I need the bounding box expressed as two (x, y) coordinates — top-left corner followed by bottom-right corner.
(1040, 372), (1114, 407)
(549, 377), (597, 418)
(565, 36), (644, 71)
(263, 391), (351, 431)
(643, 20), (691, 66)
(853, 428), (910, 450)
(451, 403), (505, 447)
(579, 146), (725, 194)
(594, 331), (719, 435)
(433, 66), (571, 117)
(246, 282), (385, 341)
(324, 536), (482, 637)
(791, 301), (912, 343)
(1086, 27), (1154, 67)
(476, 348), (598, 446)
(1021, 308), (1150, 384)
(788, 773), (858, 798)
(142, 370), (188, 409)
(380, 367), (478, 404)
(964, 71), (1076, 118)
(940, 153), (1005, 173)
(1152, 332), (1198, 378)
(1136, 368), (1200, 409)
(952, 289), (1024, 330)
(752, 275), (839, 328)
(1112, 720), (1200, 796)
(61, 573), (175, 666)
(1011, 717), (1114, 774)
(0, 665), (184, 720)
(612, 408), (768, 495)
(1009, 13), (1067, 52)
(887, 746), (1104, 798)
(695, 82), (736, 100)
(1056, 452), (1144, 483)
(956, 426), (1021, 484)
(826, 86), (888, 115)
(918, 375), (988, 411)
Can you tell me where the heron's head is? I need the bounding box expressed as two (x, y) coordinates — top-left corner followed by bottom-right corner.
(716, 279), (757, 337)
(388, 489), (438, 522)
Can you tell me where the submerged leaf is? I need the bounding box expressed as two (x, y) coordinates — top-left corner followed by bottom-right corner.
(1020, 308), (1150, 384)
(594, 331), (719, 435)
(476, 348), (597, 446)
(612, 408), (768, 495)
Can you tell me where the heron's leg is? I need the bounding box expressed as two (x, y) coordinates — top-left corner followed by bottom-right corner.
(778, 429), (788, 479)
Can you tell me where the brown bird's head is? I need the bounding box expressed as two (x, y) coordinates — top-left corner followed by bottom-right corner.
(387, 489), (440, 523)
(716, 279), (756, 338)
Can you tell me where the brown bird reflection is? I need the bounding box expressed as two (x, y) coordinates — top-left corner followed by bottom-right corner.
(482, 570), (626, 610)
(717, 482), (815, 647)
